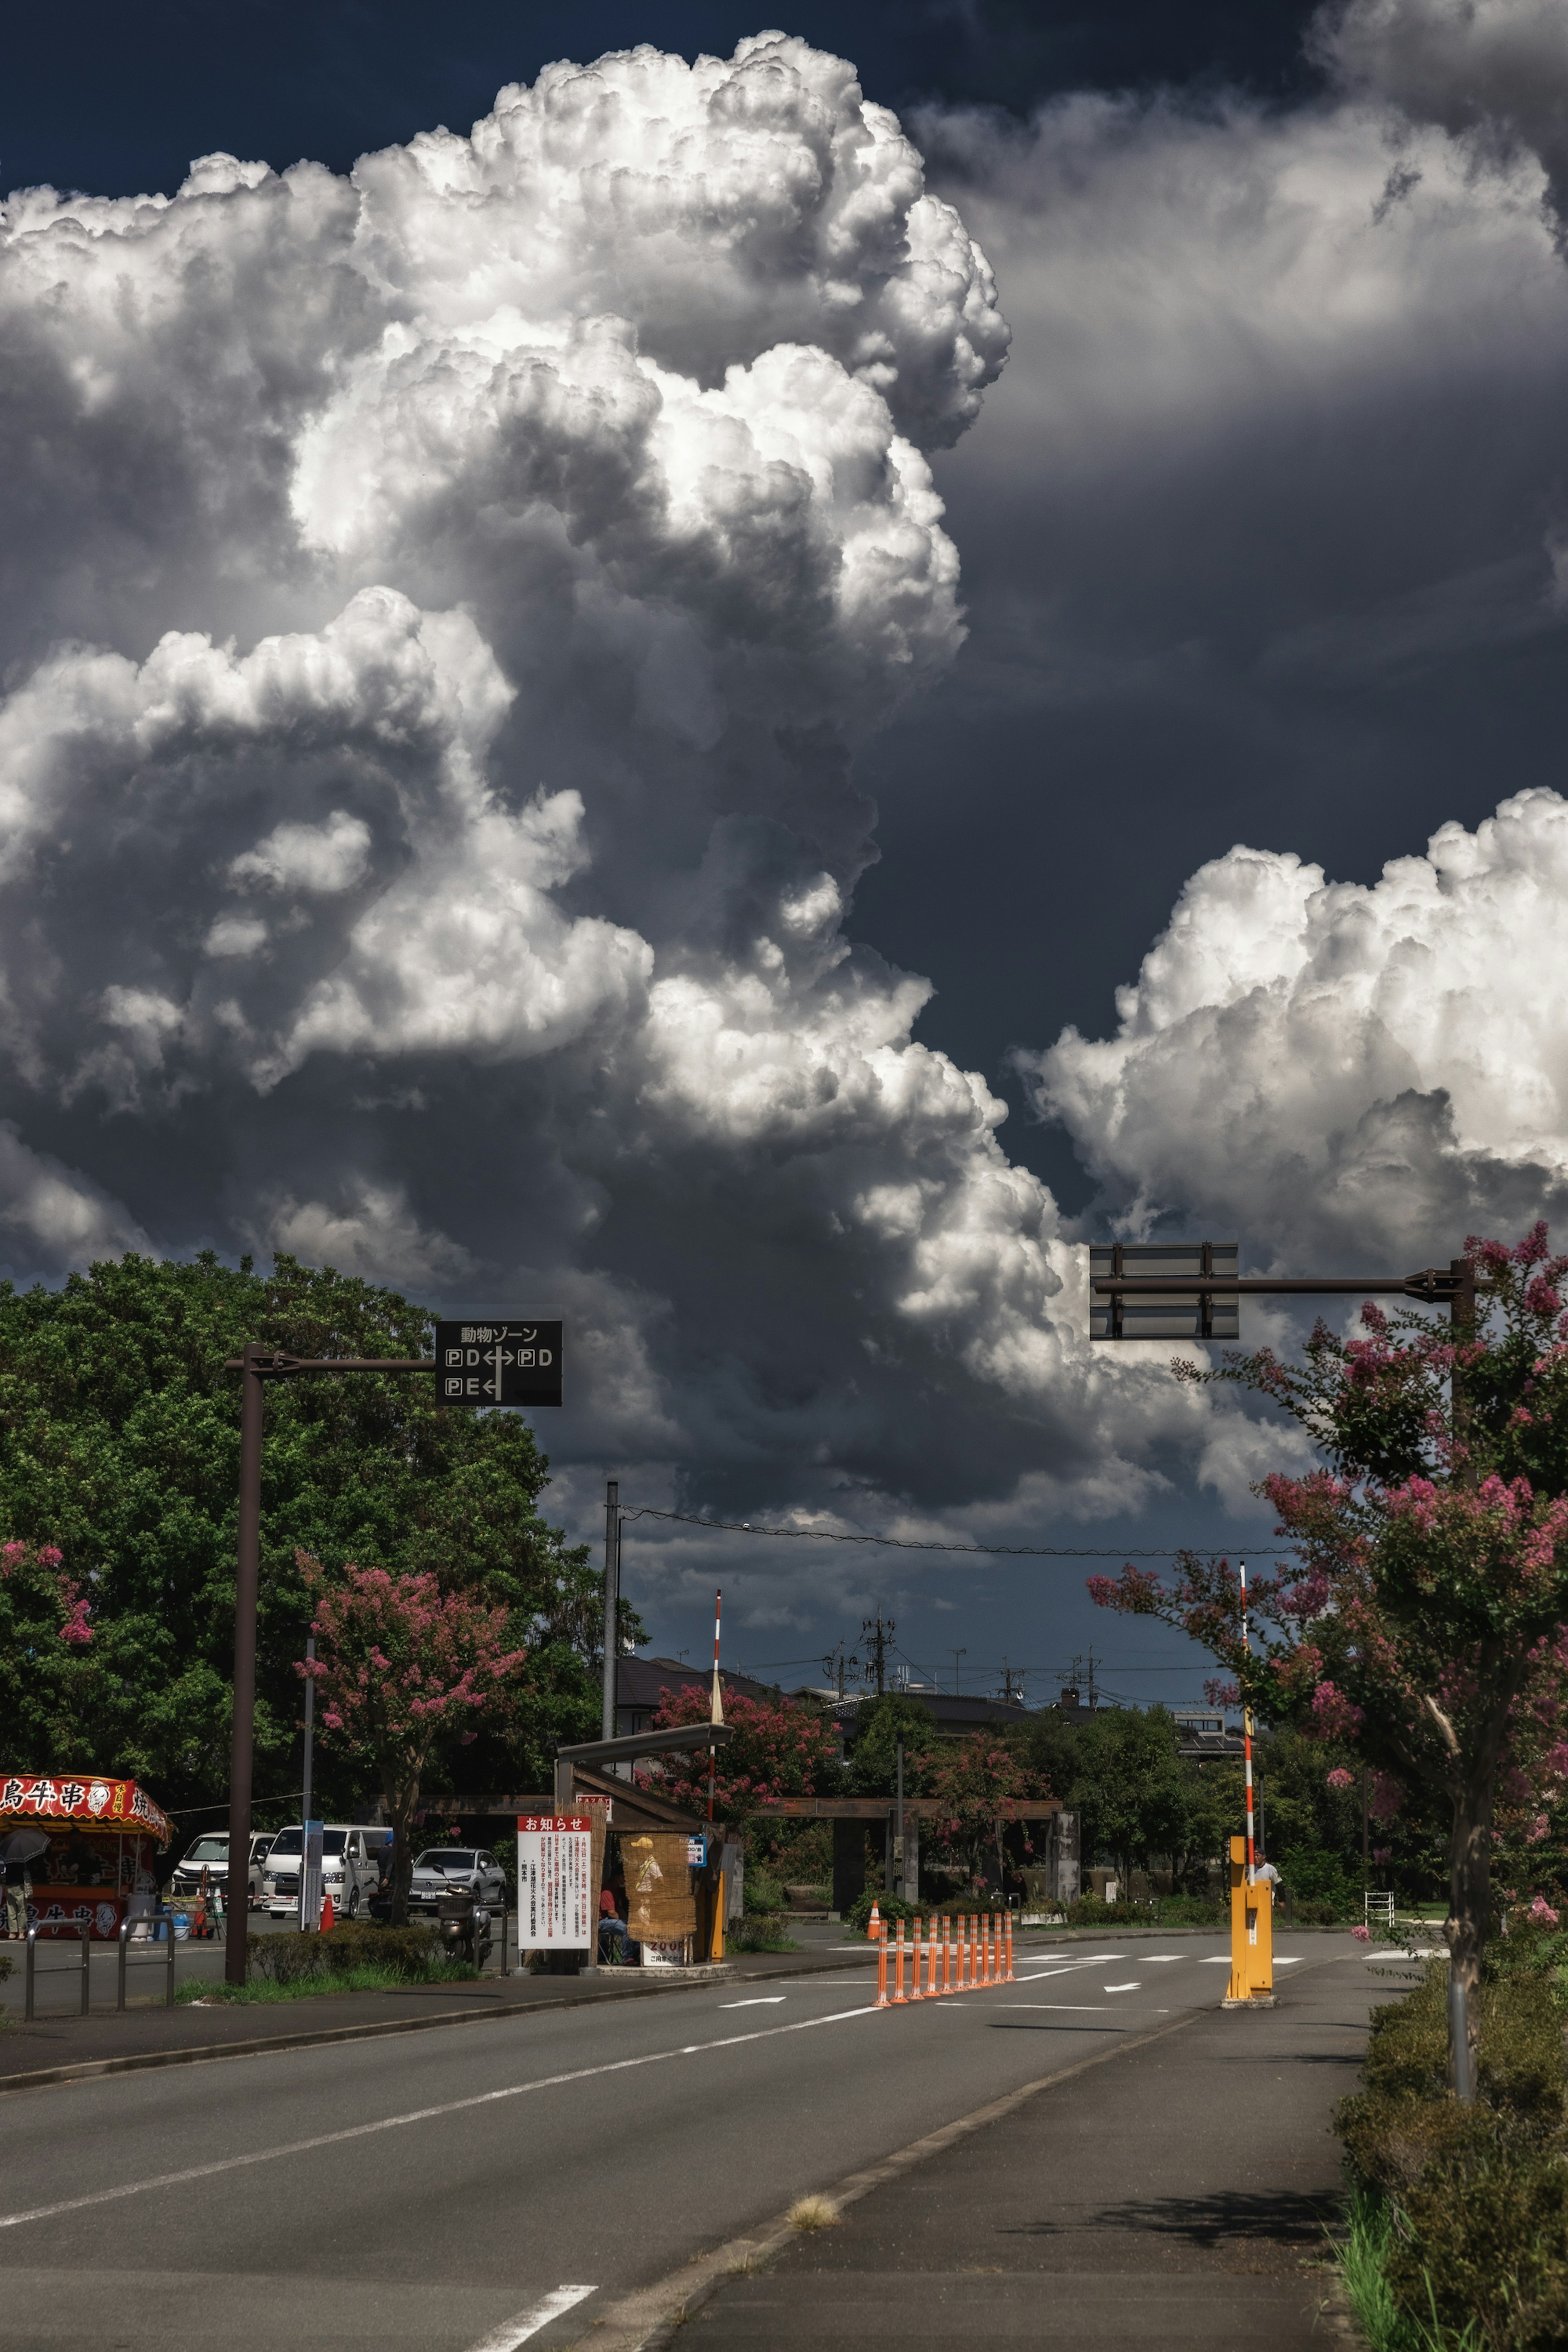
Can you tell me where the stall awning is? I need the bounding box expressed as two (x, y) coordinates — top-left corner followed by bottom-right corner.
(0, 1773), (170, 1847)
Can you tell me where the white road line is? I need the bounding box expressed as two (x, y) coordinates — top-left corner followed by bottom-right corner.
(719, 1998), (786, 2008)
(1104, 1983), (1141, 1993)
(1276, 1957), (1303, 1965)
(1142, 1956), (1185, 1963)
(466, 2285), (597, 2352)
(0, 2002), (878, 2234)
(1199, 1956), (1234, 1963)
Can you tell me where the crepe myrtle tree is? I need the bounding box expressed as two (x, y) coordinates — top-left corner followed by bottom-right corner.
(298, 1552), (528, 1922)
(643, 1682), (842, 1826)
(925, 1733), (1043, 1893)
(1089, 1226), (1568, 2087)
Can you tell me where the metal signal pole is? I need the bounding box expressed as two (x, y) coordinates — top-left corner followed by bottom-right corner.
(601, 1479), (620, 1742)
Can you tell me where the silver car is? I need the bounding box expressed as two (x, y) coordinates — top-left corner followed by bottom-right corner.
(408, 1848), (507, 1913)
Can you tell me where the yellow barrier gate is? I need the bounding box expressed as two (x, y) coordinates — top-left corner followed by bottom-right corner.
(1221, 1833), (1276, 2009)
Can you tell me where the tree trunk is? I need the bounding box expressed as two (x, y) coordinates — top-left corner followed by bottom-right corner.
(1445, 1772), (1492, 2094)
(383, 1766), (421, 1927)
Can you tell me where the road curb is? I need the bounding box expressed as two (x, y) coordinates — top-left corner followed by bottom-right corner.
(0, 1948), (871, 2099)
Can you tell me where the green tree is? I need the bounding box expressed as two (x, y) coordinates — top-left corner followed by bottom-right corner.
(1065, 1707), (1193, 1883)
(848, 1694), (942, 1796)
(0, 1250), (610, 1815)
(1090, 1225), (1568, 2082)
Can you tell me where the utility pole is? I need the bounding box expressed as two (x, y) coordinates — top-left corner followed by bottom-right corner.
(895, 1741), (904, 1900)
(1071, 1651), (1100, 1712)
(822, 1639), (858, 1698)
(601, 1478), (619, 1743)
(862, 1611), (894, 1697)
(949, 1648), (966, 1694)
(999, 1657), (1023, 1705)
(298, 1630), (316, 1931)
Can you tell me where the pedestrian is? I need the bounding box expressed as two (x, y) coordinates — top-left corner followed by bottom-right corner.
(1254, 1851), (1281, 1889)
(3, 1855), (31, 1938)
(598, 1882), (628, 1964)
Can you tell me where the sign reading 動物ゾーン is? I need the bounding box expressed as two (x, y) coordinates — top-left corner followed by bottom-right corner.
(434, 1320), (563, 1409)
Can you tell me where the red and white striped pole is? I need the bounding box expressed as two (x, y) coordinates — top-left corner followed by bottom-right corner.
(1241, 1561), (1255, 1885)
(875, 1918), (889, 2009)
(708, 1589), (723, 1823)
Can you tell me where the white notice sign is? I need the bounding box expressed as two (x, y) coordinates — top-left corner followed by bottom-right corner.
(517, 1814), (593, 1949)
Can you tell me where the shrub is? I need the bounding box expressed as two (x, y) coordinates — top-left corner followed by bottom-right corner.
(1278, 1841), (1361, 1917)
(845, 1888), (1011, 1934)
(247, 1921), (445, 1986)
(1337, 1946), (1568, 2349)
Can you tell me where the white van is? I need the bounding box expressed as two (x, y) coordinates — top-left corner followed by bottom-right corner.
(261, 1825), (389, 1919)
(171, 1833), (265, 1908)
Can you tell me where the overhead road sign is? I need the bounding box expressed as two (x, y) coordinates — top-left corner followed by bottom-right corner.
(1089, 1247), (1474, 1339)
(434, 1319), (563, 1409)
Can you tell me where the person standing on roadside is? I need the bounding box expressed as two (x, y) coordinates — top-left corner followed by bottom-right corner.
(3, 1854), (31, 1938)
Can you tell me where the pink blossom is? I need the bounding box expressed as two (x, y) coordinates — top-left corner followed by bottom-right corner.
(59, 1597), (92, 1645)
(1327, 1767), (1355, 1791)
(1528, 1814), (1551, 1844)
(1351, 1923), (1371, 1941)
(37, 1544), (62, 1568)
(1204, 1678), (1240, 1708)
(1530, 1895), (1561, 1926)
(1312, 1683), (1365, 1738)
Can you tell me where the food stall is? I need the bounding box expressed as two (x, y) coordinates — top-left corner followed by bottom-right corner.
(0, 1773), (171, 1938)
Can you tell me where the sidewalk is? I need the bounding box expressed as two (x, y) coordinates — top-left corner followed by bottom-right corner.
(685, 1949), (1373, 2351)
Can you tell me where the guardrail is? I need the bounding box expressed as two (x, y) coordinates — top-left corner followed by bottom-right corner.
(22, 1920), (177, 2020)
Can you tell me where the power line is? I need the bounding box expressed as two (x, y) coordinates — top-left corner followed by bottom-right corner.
(619, 1506), (1293, 1557)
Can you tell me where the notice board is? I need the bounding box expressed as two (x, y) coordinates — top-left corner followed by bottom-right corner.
(517, 1815), (592, 1948)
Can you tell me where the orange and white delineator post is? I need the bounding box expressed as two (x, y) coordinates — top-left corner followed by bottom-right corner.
(893, 1917), (908, 2003)
(965, 1913), (976, 1987)
(957, 1915), (967, 1987)
(1004, 1911), (1016, 1981)
(982, 1915), (993, 1984)
(942, 1914), (953, 1994)
(909, 1916), (924, 2000)
(927, 1918), (939, 1998)
(875, 1920), (890, 2008)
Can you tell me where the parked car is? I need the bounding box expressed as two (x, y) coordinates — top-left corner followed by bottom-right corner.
(261, 1825), (386, 1919)
(408, 1848), (508, 1914)
(171, 1833), (263, 1908)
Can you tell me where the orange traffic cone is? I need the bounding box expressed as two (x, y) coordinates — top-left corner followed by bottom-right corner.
(319, 1890), (335, 1933)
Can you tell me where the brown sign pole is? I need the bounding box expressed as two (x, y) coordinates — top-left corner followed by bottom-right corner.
(220, 1351), (435, 1989)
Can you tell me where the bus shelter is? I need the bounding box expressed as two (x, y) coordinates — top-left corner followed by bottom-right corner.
(0, 1773), (171, 1938)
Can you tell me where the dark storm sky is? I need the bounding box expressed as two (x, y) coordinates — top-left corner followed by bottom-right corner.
(7, 0), (1565, 1701)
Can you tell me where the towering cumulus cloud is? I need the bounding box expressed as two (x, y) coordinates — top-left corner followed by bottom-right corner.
(0, 36), (1224, 1540)
(1023, 791), (1568, 1271)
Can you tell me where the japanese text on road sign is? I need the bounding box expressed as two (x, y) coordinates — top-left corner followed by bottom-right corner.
(517, 1815), (592, 1949)
(434, 1319), (563, 1409)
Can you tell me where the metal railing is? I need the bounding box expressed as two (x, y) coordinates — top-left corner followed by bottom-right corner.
(23, 1918), (177, 2020)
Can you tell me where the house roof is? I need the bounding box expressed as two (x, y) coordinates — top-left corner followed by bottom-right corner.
(617, 1656), (783, 1713)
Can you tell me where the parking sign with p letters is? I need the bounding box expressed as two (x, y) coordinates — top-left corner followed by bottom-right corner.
(434, 1319), (564, 1408)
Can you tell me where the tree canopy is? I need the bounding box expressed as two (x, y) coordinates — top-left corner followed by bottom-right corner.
(1090, 1224), (1568, 2077)
(0, 1250), (606, 1816)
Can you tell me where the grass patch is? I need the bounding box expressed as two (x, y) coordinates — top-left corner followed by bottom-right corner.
(787, 2196), (840, 2232)
(727, 1922), (802, 1953)
(179, 1957), (482, 2006)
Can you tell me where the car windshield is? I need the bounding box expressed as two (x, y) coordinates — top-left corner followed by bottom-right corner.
(414, 1850), (476, 1871)
(185, 1837), (228, 1862)
(265, 1830), (348, 1858)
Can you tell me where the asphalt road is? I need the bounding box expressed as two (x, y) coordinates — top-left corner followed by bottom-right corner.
(0, 1928), (1370, 2351)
